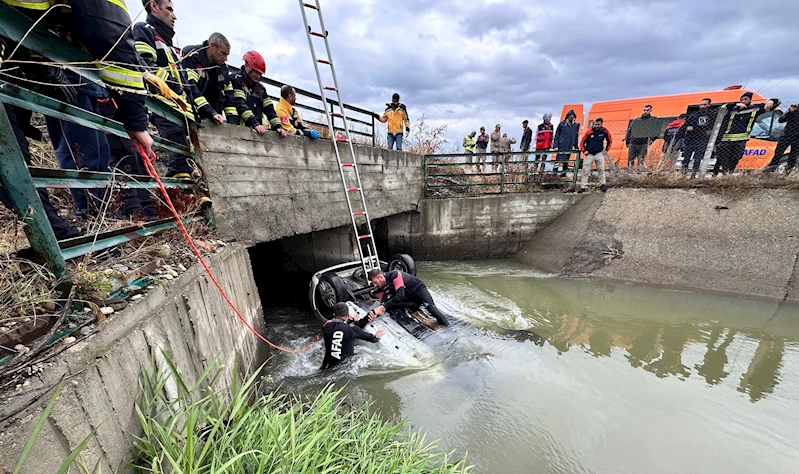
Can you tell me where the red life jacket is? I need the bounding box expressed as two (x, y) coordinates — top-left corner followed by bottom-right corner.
(536, 122), (554, 150)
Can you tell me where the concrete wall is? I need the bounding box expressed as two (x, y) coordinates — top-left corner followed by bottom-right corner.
(198, 125), (424, 244)
(0, 245), (268, 474)
(378, 194), (583, 260)
(516, 188), (799, 302)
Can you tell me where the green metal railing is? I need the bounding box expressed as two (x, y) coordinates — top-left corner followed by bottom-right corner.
(424, 150), (583, 197)
(0, 5), (200, 278)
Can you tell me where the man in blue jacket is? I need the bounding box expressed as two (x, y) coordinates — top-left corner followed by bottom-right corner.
(578, 118), (612, 193)
(552, 109), (580, 173)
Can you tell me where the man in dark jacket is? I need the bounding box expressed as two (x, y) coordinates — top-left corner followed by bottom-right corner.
(368, 269), (450, 326)
(712, 92), (776, 175)
(520, 120), (533, 152)
(578, 118), (612, 193)
(229, 50), (286, 137)
(764, 103), (799, 173)
(553, 109), (580, 173)
(624, 105), (658, 168)
(321, 302), (383, 369)
(134, 0), (221, 178)
(682, 98), (717, 177)
(181, 33), (236, 124)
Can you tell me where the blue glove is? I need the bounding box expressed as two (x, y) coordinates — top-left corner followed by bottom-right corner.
(304, 129), (321, 140)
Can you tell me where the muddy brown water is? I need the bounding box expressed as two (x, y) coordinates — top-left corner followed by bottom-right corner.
(264, 260), (799, 473)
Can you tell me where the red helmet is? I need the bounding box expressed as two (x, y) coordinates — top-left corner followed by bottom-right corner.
(243, 50), (266, 75)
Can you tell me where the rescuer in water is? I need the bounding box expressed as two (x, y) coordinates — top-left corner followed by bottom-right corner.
(321, 302), (383, 369)
(367, 269), (450, 326)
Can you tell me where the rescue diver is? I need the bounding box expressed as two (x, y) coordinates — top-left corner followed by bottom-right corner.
(367, 269), (450, 326)
(321, 302), (384, 369)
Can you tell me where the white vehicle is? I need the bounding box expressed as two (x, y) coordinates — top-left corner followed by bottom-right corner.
(308, 254), (446, 338)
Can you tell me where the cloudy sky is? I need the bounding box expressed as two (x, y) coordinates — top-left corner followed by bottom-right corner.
(134, 0), (798, 150)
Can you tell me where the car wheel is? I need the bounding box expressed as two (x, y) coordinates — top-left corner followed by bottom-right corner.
(387, 253), (416, 276)
(316, 273), (350, 311)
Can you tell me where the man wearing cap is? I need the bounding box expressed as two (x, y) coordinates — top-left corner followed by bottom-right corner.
(321, 302), (384, 369)
(713, 92), (777, 175)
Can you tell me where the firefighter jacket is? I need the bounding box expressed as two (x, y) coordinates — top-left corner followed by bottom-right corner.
(229, 70), (282, 131)
(379, 103), (410, 135)
(2, 0), (148, 131)
(536, 122), (554, 150)
(275, 97), (308, 136)
(180, 43), (236, 122)
(719, 102), (768, 142)
(133, 15), (192, 117)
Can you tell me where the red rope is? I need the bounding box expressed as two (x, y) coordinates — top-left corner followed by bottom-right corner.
(136, 144), (320, 354)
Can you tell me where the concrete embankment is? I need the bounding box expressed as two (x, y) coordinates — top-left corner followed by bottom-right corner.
(0, 244), (267, 474)
(377, 193), (583, 260)
(516, 188), (799, 302)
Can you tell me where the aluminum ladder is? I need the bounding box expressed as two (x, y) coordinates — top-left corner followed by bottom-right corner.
(298, 0), (380, 276)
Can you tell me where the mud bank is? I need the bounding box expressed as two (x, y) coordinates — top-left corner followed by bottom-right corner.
(516, 188), (799, 302)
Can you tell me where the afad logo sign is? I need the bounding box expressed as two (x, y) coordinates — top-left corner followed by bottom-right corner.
(744, 149), (768, 156)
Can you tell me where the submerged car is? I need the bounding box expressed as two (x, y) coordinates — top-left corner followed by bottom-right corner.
(308, 254), (445, 338)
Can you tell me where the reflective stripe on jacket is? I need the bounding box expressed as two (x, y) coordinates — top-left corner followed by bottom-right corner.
(230, 70), (281, 130)
(720, 103), (767, 142)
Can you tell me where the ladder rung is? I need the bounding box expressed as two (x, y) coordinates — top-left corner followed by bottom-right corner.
(324, 86), (337, 91)
(347, 187), (360, 192)
(310, 31), (326, 38)
(303, 2), (318, 9)
(331, 112), (343, 117)
(341, 163), (354, 167)
(317, 59), (330, 65)
(353, 211), (365, 216)
(358, 235), (371, 240)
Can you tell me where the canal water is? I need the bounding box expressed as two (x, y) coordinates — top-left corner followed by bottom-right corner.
(261, 260), (799, 474)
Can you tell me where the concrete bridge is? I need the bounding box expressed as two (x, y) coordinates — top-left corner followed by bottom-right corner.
(196, 126), (582, 269)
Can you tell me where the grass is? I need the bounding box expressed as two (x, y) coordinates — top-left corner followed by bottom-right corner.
(132, 354), (472, 473)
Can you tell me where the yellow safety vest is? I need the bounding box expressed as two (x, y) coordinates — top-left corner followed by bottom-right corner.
(463, 135), (475, 152)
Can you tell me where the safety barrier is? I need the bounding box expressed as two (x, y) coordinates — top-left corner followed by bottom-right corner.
(424, 150), (582, 197)
(0, 4), (206, 278)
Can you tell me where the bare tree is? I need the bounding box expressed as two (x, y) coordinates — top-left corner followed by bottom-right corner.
(406, 113), (449, 155)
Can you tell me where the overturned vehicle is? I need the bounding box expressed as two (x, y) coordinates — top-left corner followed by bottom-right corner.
(309, 254), (446, 338)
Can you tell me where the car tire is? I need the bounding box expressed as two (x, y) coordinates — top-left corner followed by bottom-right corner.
(316, 273), (350, 312)
(387, 253), (416, 276)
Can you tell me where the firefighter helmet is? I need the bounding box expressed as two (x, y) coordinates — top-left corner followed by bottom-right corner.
(243, 51), (266, 75)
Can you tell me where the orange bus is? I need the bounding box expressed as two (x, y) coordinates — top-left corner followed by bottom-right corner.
(559, 86), (789, 170)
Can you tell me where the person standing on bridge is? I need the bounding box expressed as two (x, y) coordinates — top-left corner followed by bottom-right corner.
(682, 98), (717, 177)
(624, 105), (658, 169)
(463, 131), (477, 162)
(553, 110), (581, 174)
(377, 93), (410, 151)
(764, 102), (799, 174)
(321, 302), (384, 369)
(578, 117), (612, 193)
(275, 85), (320, 139)
(712, 92), (777, 175)
(520, 120), (533, 174)
(534, 114), (555, 174)
(475, 127), (489, 172)
(490, 124), (502, 170)
(230, 51), (287, 138)
(368, 269), (450, 326)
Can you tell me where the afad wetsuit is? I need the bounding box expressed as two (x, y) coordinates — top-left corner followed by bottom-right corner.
(376, 271), (449, 326)
(321, 318), (379, 369)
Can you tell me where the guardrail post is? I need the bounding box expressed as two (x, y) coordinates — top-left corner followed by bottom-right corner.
(423, 155), (429, 197)
(0, 105), (67, 277)
(371, 114), (376, 147)
(500, 155), (505, 194)
(572, 150), (581, 188)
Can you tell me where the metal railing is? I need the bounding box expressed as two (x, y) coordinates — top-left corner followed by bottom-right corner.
(0, 4), (200, 278)
(424, 150), (583, 197)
